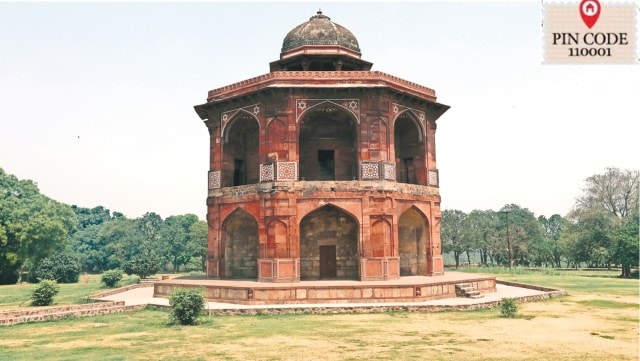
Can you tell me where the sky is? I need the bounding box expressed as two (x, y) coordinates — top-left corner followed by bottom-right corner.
(0, 1), (638, 221)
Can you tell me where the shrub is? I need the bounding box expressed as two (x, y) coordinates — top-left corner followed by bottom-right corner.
(31, 280), (60, 306)
(35, 252), (82, 283)
(124, 275), (140, 286)
(101, 270), (123, 288)
(500, 297), (518, 318)
(169, 288), (205, 325)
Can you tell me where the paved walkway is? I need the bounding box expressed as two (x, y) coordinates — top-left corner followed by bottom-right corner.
(98, 283), (550, 311)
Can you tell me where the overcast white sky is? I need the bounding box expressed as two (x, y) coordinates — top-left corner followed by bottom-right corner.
(0, 1), (638, 221)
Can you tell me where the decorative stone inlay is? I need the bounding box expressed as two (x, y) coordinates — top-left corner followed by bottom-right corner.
(428, 170), (439, 187)
(361, 162), (380, 180)
(260, 163), (274, 182)
(383, 163), (395, 180)
(392, 103), (426, 141)
(208, 170), (221, 189)
(276, 162), (298, 181)
(295, 99), (360, 123)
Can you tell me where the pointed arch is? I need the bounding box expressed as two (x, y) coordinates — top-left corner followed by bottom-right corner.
(394, 111), (426, 184)
(398, 206), (430, 276)
(297, 100), (360, 124)
(266, 219), (289, 258)
(221, 208), (259, 279)
(222, 112), (260, 186)
(222, 110), (260, 142)
(394, 109), (424, 141)
(299, 106), (358, 181)
(369, 218), (392, 257)
(299, 204), (359, 280)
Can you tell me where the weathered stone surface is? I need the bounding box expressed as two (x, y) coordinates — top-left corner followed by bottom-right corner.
(194, 12), (449, 290)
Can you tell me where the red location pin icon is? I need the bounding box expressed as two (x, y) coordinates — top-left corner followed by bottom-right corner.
(579, 0), (601, 29)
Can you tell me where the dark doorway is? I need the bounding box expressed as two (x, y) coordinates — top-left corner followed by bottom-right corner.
(299, 205), (359, 280)
(400, 157), (414, 184)
(233, 159), (246, 186)
(224, 114), (259, 186)
(299, 108), (357, 181)
(394, 115), (424, 184)
(319, 245), (337, 278)
(318, 150), (335, 180)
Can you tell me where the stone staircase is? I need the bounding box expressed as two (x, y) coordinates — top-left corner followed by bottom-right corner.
(455, 283), (484, 299)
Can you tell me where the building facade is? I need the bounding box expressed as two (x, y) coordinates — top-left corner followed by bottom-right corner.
(194, 11), (449, 282)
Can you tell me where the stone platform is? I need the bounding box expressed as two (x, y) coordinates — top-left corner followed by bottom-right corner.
(153, 272), (496, 305)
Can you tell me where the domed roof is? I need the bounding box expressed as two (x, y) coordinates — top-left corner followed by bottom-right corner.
(281, 11), (360, 53)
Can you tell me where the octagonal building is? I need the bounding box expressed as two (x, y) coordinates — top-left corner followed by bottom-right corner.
(194, 11), (449, 282)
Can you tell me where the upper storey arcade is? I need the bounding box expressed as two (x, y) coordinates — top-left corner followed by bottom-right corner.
(193, 11), (449, 190)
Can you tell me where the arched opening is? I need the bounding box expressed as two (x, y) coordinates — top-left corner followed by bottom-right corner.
(266, 220), (289, 258)
(398, 207), (429, 276)
(394, 113), (425, 184)
(223, 113), (259, 186)
(369, 218), (391, 257)
(221, 208), (259, 279)
(299, 106), (357, 181)
(299, 205), (359, 279)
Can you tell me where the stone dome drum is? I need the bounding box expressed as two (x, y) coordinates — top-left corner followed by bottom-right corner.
(281, 11), (361, 53)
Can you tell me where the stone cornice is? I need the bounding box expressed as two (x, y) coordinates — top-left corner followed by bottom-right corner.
(206, 71), (438, 103)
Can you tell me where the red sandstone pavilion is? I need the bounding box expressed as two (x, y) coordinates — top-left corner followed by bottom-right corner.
(155, 11), (496, 304)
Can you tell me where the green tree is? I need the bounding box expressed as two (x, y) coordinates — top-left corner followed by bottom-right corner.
(563, 208), (616, 267)
(67, 205), (117, 272)
(462, 210), (497, 266)
(613, 211), (639, 278)
(538, 214), (564, 267)
(577, 167), (638, 218)
(0, 168), (76, 284)
(498, 204), (544, 267)
(98, 217), (140, 270)
(564, 167), (638, 276)
(136, 212), (165, 269)
(441, 209), (467, 268)
(160, 214), (199, 272)
(35, 251), (82, 283)
(122, 246), (161, 279)
(188, 220), (208, 272)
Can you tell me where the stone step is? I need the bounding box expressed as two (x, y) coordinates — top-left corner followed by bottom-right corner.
(455, 283), (484, 299)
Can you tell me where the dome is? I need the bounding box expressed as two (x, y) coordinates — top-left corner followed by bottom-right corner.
(281, 11), (361, 53)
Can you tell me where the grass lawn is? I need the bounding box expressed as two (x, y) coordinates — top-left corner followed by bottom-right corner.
(0, 269), (638, 361)
(0, 274), (142, 310)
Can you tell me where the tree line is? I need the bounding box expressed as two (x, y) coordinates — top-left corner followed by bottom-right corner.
(0, 168), (207, 284)
(441, 167), (639, 278)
